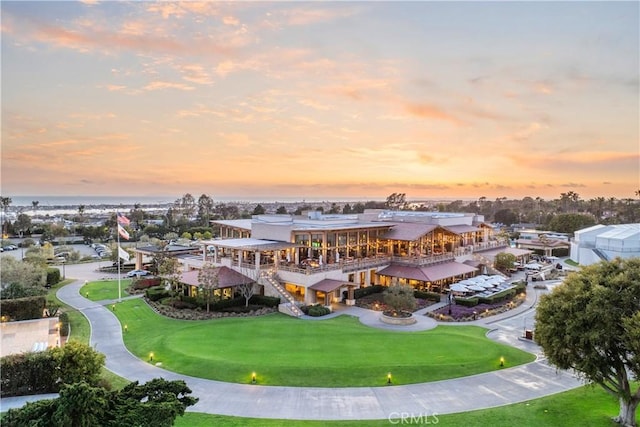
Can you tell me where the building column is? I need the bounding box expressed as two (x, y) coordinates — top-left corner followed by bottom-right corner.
(345, 285), (356, 306)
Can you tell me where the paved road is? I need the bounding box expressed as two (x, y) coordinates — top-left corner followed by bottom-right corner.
(1, 263), (583, 420)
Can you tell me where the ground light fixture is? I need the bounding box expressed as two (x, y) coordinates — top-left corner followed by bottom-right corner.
(149, 352), (154, 362)
(251, 372), (257, 384)
(500, 356), (505, 367)
(124, 324), (128, 333)
(387, 372), (392, 384)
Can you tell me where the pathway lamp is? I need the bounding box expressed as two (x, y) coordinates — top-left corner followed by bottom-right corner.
(124, 324), (128, 333)
(251, 372), (257, 384)
(500, 357), (505, 367)
(149, 352), (154, 362)
(387, 372), (392, 384)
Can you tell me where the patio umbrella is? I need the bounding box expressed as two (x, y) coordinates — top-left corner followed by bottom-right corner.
(450, 283), (470, 292)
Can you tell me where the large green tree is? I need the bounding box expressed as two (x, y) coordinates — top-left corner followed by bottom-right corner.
(2, 379), (198, 427)
(535, 258), (640, 426)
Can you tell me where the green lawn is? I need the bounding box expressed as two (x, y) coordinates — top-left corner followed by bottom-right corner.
(80, 279), (131, 302)
(114, 298), (534, 387)
(174, 383), (634, 427)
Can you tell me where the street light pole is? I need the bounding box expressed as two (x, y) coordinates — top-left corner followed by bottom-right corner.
(62, 260), (66, 280)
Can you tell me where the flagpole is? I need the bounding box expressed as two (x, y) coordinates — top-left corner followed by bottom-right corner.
(117, 212), (122, 302)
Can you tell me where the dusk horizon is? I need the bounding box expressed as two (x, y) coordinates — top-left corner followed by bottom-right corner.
(2, 2), (638, 201)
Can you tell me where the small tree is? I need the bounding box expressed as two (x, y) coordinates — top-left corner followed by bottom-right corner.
(198, 263), (219, 312)
(158, 257), (182, 295)
(237, 282), (255, 307)
(535, 258), (640, 427)
(51, 340), (105, 386)
(383, 284), (417, 315)
(494, 252), (516, 273)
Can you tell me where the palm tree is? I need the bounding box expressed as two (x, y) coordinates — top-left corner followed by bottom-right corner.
(32, 200), (39, 216)
(1, 196), (12, 237)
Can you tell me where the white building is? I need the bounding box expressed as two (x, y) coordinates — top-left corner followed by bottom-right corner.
(570, 223), (640, 265)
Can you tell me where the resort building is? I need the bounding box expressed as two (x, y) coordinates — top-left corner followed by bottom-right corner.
(570, 223), (640, 265)
(147, 210), (523, 316)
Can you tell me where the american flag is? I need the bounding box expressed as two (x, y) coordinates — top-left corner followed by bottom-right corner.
(117, 224), (130, 240)
(117, 212), (130, 226)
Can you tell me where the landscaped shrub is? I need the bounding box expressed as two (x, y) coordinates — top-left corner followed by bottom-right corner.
(414, 290), (441, 302)
(58, 312), (70, 337)
(0, 351), (58, 397)
(131, 277), (161, 290)
(145, 287), (170, 302)
(477, 289), (515, 305)
(248, 295), (280, 308)
(1, 341), (104, 397)
(0, 296), (46, 321)
(211, 296), (244, 310)
(352, 284), (385, 299)
(307, 304), (331, 317)
(514, 281), (527, 294)
(170, 299), (197, 310)
(46, 268), (61, 286)
(455, 297), (479, 307)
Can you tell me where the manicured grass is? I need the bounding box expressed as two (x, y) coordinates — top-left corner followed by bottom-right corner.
(174, 383), (635, 426)
(80, 279), (131, 302)
(114, 298), (534, 387)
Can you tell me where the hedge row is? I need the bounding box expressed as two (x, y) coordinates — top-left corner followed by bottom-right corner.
(0, 296), (46, 321)
(413, 290), (441, 302)
(0, 352), (58, 397)
(131, 277), (161, 290)
(455, 297), (480, 307)
(58, 312), (70, 337)
(352, 285), (385, 299)
(477, 289), (516, 305)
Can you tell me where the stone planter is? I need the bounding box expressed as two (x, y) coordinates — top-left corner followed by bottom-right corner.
(380, 311), (417, 325)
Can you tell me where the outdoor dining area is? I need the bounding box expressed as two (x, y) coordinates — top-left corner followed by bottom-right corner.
(448, 275), (515, 297)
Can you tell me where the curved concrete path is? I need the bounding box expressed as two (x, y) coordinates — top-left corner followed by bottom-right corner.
(1, 263), (583, 420)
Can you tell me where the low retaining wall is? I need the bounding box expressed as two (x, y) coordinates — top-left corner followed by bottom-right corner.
(380, 312), (417, 325)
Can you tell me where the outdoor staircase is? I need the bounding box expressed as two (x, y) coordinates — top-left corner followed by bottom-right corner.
(261, 271), (303, 317)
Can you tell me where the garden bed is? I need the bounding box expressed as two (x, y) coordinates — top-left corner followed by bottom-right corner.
(356, 293), (436, 312)
(427, 293), (526, 322)
(146, 298), (276, 320)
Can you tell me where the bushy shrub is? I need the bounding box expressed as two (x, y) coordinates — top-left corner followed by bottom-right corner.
(211, 296), (244, 310)
(477, 289), (515, 305)
(46, 268), (61, 286)
(131, 277), (161, 290)
(455, 297), (479, 307)
(145, 287), (170, 302)
(58, 312), (70, 336)
(352, 284), (385, 299)
(248, 295), (280, 307)
(414, 290), (441, 302)
(170, 299), (197, 310)
(0, 352), (58, 397)
(1, 342), (104, 397)
(307, 304), (331, 317)
(0, 296), (46, 321)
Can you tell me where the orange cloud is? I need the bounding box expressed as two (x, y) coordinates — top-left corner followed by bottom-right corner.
(404, 103), (462, 125)
(143, 81), (195, 91)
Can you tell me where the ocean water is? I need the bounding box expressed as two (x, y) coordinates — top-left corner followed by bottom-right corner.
(10, 196), (177, 207)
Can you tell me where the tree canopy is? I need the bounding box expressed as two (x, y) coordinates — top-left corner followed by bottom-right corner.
(535, 257), (640, 426)
(2, 378), (198, 427)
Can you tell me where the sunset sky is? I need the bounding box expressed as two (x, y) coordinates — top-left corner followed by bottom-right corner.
(2, 1), (638, 202)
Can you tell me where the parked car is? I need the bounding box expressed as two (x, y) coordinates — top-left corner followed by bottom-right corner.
(127, 269), (150, 277)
